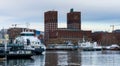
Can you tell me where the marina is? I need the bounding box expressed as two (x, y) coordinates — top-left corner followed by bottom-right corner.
(0, 1), (120, 66)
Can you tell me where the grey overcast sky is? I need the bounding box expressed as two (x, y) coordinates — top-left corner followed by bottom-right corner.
(0, 0), (120, 32)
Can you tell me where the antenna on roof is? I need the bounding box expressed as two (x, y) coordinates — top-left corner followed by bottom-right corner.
(70, 8), (74, 12)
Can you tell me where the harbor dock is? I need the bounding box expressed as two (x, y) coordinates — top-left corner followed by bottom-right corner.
(46, 47), (78, 51)
(46, 44), (78, 51)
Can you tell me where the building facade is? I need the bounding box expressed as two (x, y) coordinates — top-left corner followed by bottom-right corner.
(92, 31), (120, 46)
(7, 28), (35, 43)
(44, 11), (58, 44)
(67, 9), (81, 30)
(48, 29), (91, 44)
(44, 9), (92, 45)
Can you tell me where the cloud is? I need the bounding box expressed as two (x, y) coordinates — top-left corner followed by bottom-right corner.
(0, 0), (120, 31)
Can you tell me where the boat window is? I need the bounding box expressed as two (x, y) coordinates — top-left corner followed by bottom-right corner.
(21, 34), (34, 36)
(36, 42), (37, 44)
(27, 39), (30, 45)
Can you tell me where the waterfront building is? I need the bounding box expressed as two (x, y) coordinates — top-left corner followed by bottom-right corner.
(0, 29), (8, 39)
(67, 8), (81, 30)
(49, 29), (91, 44)
(0, 29), (8, 43)
(7, 28), (35, 42)
(44, 11), (58, 45)
(112, 30), (120, 45)
(44, 9), (91, 45)
(92, 31), (119, 46)
(113, 29), (120, 33)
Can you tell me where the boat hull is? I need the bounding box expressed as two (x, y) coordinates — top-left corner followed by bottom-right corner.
(0, 50), (34, 59)
(33, 48), (45, 55)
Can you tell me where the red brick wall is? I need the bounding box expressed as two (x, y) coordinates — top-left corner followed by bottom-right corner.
(47, 29), (92, 44)
(67, 12), (81, 29)
(57, 30), (91, 39)
(8, 28), (35, 40)
(44, 11), (58, 45)
(92, 32), (119, 46)
(114, 32), (120, 44)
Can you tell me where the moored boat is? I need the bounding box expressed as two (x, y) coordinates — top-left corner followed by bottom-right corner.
(78, 38), (102, 51)
(14, 31), (46, 54)
(105, 44), (120, 50)
(47, 41), (78, 51)
(0, 44), (34, 58)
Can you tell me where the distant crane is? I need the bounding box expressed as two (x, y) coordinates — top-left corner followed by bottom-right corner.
(11, 22), (30, 28)
(12, 24), (17, 28)
(110, 24), (120, 32)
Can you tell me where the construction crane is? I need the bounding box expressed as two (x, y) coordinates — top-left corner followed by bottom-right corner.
(11, 22), (30, 28)
(110, 24), (120, 32)
(12, 24), (24, 28)
(12, 24), (19, 28)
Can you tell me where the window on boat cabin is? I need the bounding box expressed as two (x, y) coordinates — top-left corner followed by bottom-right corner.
(38, 42), (39, 44)
(35, 42), (38, 44)
(27, 39), (30, 45)
(21, 33), (34, 36)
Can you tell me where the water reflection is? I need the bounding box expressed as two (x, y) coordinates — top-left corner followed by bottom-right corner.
(45, 51), (81, 66)
(0, 55), (46, 66)
(0, 60), (5, 66)
(81, 51), (120, 66)
(57, 51), (68, 66)
(0, 50), (120, 66)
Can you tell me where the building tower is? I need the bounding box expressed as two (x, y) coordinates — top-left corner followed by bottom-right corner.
(67, 9), (81, 30)
(44, 11), (58, 44)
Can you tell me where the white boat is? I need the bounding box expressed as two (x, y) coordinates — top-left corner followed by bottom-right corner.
(78, 38), (102, 51)
(14, 31), (46, 54)
(92, 42), (102, 50)
(106, 44), (120, 50)
(47, 41), (78, 50)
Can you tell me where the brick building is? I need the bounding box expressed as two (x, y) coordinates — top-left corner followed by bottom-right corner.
(67, 9), (81, 29)
(92, 32), (119, 46)
(48, 29), (91, 44)
(7, 28), (35, 42)
(114, 32), (120, 45)
(44, 9), (92, 45)
(44, 11), (58, 44)
(112, 30), (120, 45)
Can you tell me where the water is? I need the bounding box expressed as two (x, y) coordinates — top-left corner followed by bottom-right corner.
(0, 50), (120, 66)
